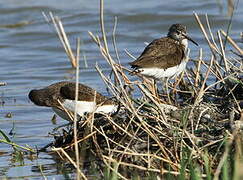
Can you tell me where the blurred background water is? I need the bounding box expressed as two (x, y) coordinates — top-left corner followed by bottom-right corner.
(0, 0), (242, 179)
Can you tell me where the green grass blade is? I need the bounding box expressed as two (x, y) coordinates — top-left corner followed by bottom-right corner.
(0, 129), (11, 142)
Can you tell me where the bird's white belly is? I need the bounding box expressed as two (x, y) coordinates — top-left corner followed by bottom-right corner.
(139, 48), (190, 79)
(53, 99), (117, 120)
(63, 99), (96, 116)
(140, 60), (187, 79)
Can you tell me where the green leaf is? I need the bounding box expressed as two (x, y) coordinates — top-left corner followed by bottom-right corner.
(0, 129), (12, 143)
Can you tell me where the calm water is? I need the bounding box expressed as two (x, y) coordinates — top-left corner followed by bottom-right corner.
(0, 0), (242, 179)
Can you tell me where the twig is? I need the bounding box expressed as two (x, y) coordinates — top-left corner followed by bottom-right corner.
(74, 37), (80, 179)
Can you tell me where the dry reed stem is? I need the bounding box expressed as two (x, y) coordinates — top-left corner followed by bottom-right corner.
(117, 126), (145, 169)
(199, 59), (223, 80)
(94, 127), (135, 153)
(74, 38), (80, 180)
(89, 32), (132, 108)
(194, 55), (214, 105)
(129, 114), (175, 169)
(195, 48), (202, 87)
(220, 30), (243, 55)
(193, 13), (220, 55)
(137, 84), (168, 124)
(95, 64), (133, 112)
(97, 1), (128, 98)
(42, 12), (77, 67)
(187, 55), (213, 133)
(205, 14), (220, 52)
(217, 31), (229, 72)
(124, 49), (136, 60)
(203, 72), (237, 92)
(195, 106), (209, 130)
(99, 0), (109, 57)
(104, 114), (141, 139)
(112, 16), (120, 63)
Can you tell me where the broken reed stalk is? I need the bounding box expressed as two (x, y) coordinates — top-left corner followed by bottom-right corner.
(42, 12), (77, 67)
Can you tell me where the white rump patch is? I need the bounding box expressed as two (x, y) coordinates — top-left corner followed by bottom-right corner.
(96, 105), (118, 114)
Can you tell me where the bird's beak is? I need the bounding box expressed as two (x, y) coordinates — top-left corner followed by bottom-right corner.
(183, 33), (198, 46)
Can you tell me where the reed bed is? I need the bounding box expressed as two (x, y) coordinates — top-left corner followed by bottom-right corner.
(45, 2), (243, 179)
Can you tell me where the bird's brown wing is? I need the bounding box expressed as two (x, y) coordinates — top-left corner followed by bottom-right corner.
(129, 37), (185, 69)
(60, 83), (109, 104)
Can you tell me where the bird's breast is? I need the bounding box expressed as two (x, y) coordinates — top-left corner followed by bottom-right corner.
(181, 39), (188, 51)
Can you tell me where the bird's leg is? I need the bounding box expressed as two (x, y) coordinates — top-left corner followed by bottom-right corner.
(151, 79), (160, 102)
(142, 77), (160, 102)
(172, 71), (184, 94)
(164, 77), (172, 104)
(142, 76), (152, 92)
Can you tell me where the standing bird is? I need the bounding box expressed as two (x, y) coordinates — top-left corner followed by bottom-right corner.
(28, 81), (118, 121)
(129, 24), (198, 80)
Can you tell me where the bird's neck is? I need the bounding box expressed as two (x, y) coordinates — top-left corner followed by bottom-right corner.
(181, 39), (188, 51)
(168, 35), (188, 51)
